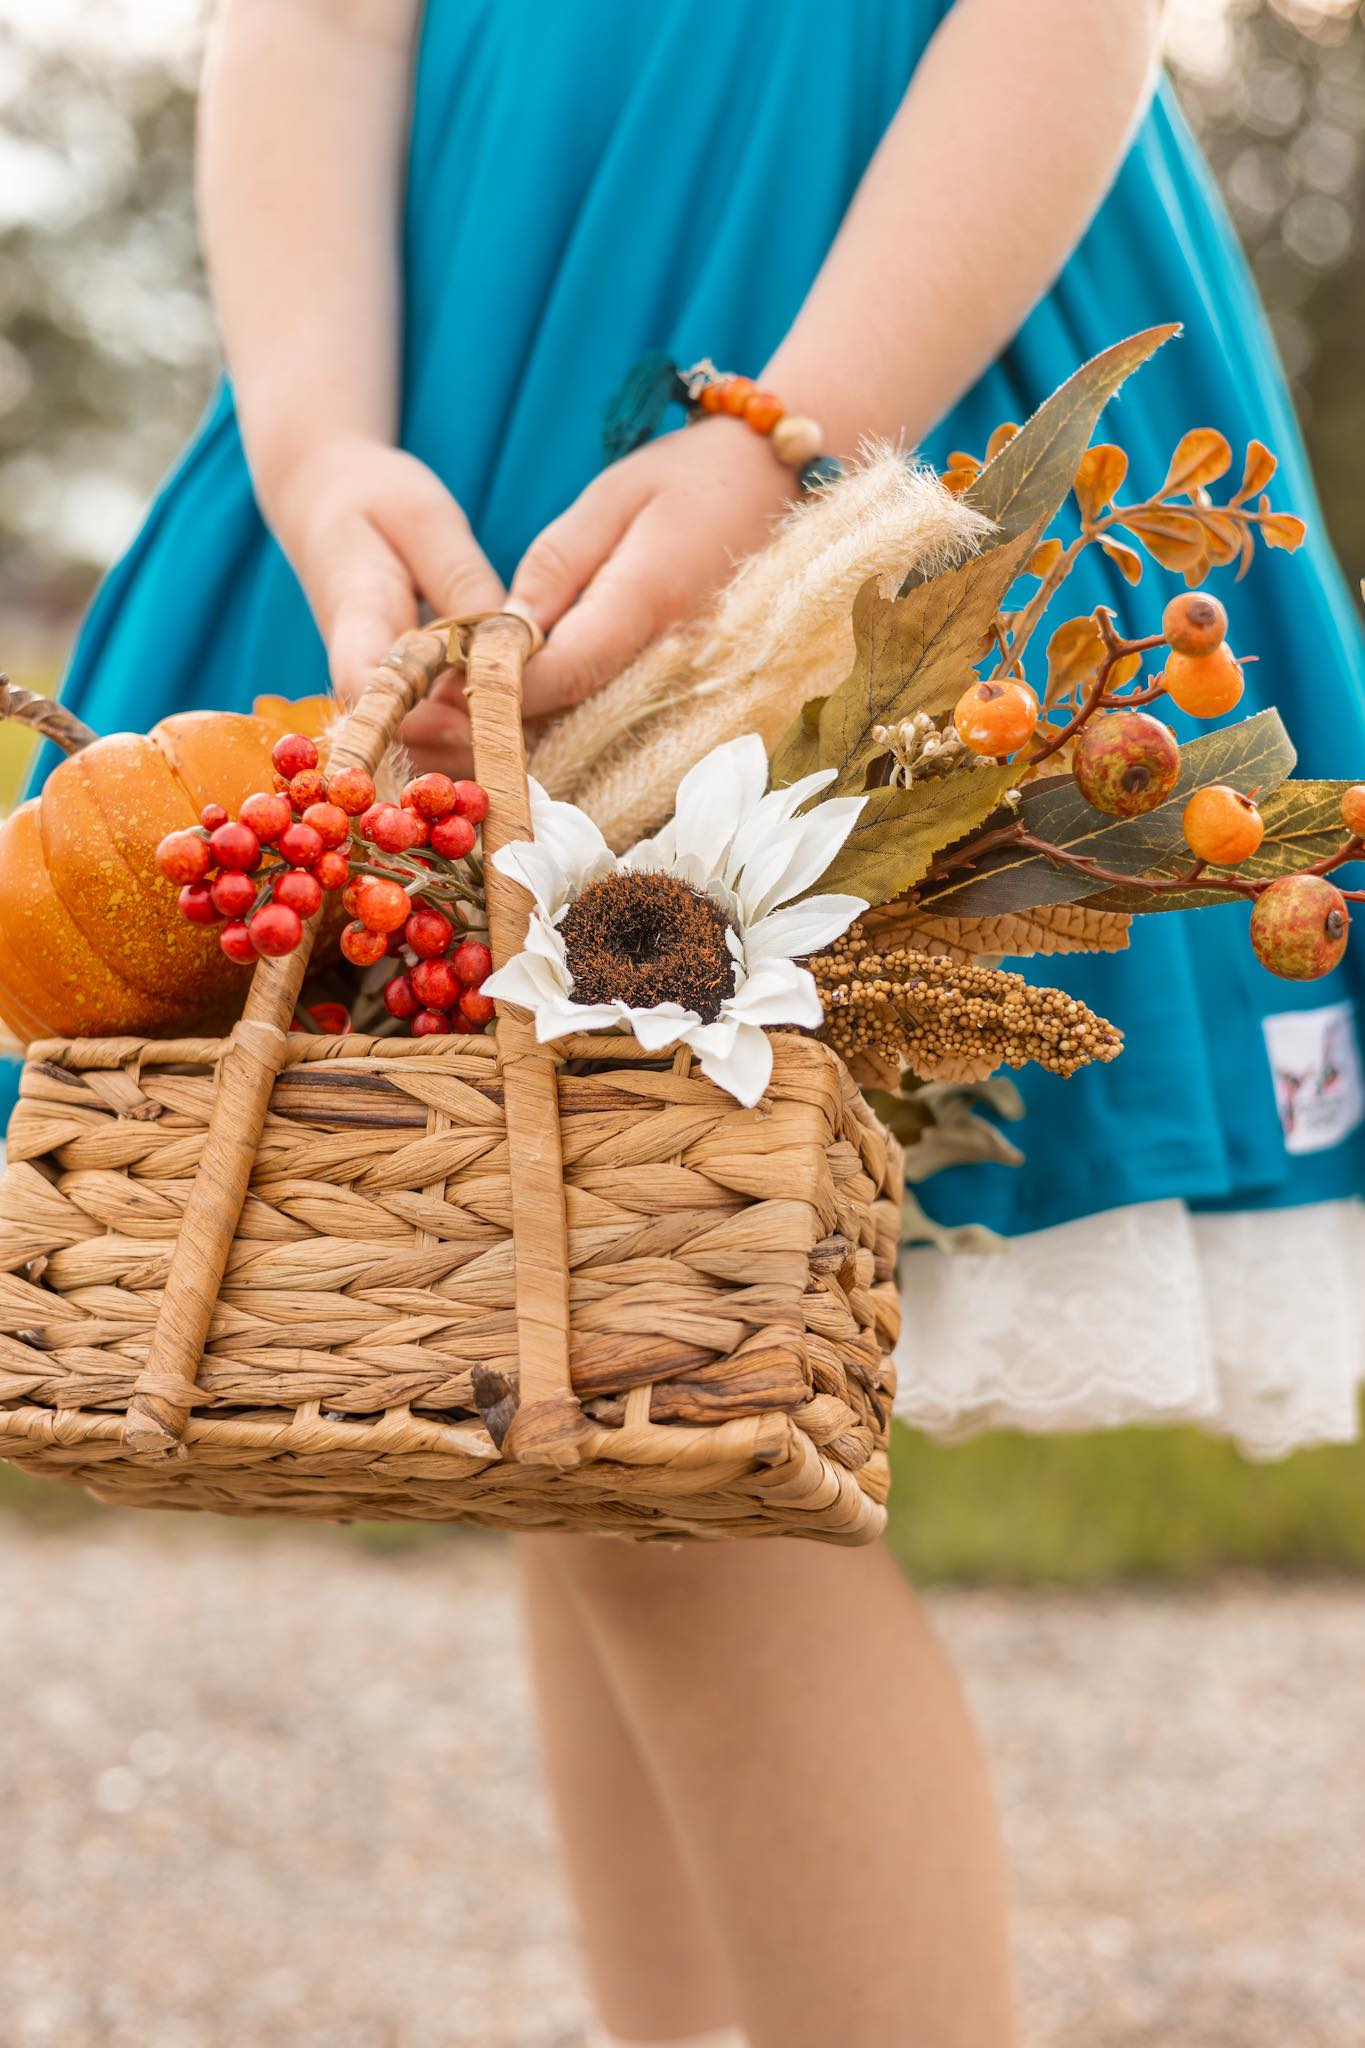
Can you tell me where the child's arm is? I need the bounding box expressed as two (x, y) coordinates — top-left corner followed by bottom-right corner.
(510, 0), (1165, 722)
(199, 0), (502, 710)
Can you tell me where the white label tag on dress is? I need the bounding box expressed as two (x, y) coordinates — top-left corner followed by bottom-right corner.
(1262, 1000), (1365, 1155)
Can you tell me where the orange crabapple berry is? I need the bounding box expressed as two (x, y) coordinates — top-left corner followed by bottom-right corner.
(355, 877), (412, 934)
(450, 779), (490, 824)
(1249, 874), (1350, 981)
(273, 869), (324, 919)
(953, 677), (1039, 758)
(326, 767), (377, 816)
(200, 803), (229, 832)
(430, 813), (476, 860)
(410, 956), (462, 1010)
(340, 920), (389, 967)
(401, 772), (458, 820)
(178, 881), (219, 925)
(156, 829), (212, 886)
(219, 920), (257, 963)
(412, 1008), (452, 1036)
(208, 820), (261, 873)
(1340, 786), (1365, 838)
(452, 938), (493, 986)
(1163, 590), (1228, 660)
(311, 850), (352, 892)
(1073, 711), (1181, 818)
(404, 908), (454, 958)
(1162, 644), (1244, 719)
(1182, 785), (1265, 867)
(210, 870), (257, 919)
(288, 768), (328, 810)
(239, 791), (293, 845)
(459, 989), (496, 1029)
(271, 733), (318, 780)
(301, 801), (350, 851)
(276, 820), (324, 868)
(248, 903), (303, 957)
(383, 972), (421, 1021)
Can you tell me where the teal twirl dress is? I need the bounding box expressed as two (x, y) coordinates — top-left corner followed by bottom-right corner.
(18, 1), (1365, 1453)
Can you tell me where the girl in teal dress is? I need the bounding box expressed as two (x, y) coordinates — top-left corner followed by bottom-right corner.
(24, 3), (1365, 2041)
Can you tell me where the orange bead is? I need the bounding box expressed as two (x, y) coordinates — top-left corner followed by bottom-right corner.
(698, 381), (729, 414)
(720, 376), (756, 416)
(743, 389), (785, 434)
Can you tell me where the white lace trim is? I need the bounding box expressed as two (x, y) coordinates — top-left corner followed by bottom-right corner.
(894, 1197), (1365, 1461)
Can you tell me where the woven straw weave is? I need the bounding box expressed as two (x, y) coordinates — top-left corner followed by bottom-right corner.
(0, 618), (901, 1542)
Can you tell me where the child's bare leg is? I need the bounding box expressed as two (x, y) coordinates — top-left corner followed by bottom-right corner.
(519, 1537), (742, 2043)
(526, 1532), (1015, 2048)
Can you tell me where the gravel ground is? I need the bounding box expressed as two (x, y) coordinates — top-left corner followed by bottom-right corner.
(0, 1518), (1361, 2048)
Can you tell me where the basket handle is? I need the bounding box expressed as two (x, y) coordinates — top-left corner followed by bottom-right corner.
(125, 614), (585, 1469)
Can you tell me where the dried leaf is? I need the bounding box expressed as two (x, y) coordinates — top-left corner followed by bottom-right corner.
(1231, 439), (1277, 505)
(1087, 779), (1362, 913)
(1108, 651), (1144, 689)
(811, 758), (1020, 905)
(1196, 508), (1244, 567)
(1118, 506), (1207, 572)
(965, 325), (1179, 542)
(861, 900), (1132, 961)
(1045, 615), (1106, 701)
(1161, 427), (1232, 497)
(921, 708), (1296, 916)
(984, 422), (1020, 462)
(792, 525), (1041, 796)
(1074, 443), (1129, 525)
(942, 467), (977, 498)
(947, 450), (982, 475)
(1028, 538), (1064, 578)
(1100, 537), (1143, 585)
(1260, 510), (1307, 553)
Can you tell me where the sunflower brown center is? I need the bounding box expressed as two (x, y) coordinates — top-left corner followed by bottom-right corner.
(560, 870), (735, 1023)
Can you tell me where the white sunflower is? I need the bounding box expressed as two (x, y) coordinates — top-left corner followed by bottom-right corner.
(481, 735), (867, 1105)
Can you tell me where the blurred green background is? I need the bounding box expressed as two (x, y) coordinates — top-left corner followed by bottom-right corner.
(1, 0), (1363, 1574)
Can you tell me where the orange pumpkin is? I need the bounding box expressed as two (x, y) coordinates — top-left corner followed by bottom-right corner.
(0, 694), (333, 1043)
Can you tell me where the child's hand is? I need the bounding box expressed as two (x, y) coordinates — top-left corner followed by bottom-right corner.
(265, 435), (503, 764)
(507, 418), (799, 721)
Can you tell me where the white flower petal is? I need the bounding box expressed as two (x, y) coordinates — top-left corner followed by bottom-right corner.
(534, 996), (619, 1040)
(726, 959), (824, 1029)
(694, 1021), (773, 1107)
(490, 836), (574, 913)
(723, 767), (837, 885)
(744, 894), (867, 963)
(619, 1002), (696, 1051)
(745, 796), (867, 919)
(527, 778), (613, 881)
(669, 734), (769, 873)
(481, 952), (561, 1011)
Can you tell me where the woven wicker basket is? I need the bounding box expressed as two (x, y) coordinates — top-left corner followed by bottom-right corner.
(0, 616), (901, 1542)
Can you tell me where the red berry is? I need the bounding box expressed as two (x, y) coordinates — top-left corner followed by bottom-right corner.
(404, 907), (454, 958)
(209, 821), (261, 873)
(271, 733), (318, 780)
(341, 878), (365, 917)
(301, 800), (350, 851)
(398, 809), (430, 849)
(305, 1001), (351, 1035)
(327, 767), (377, 816)
(277, 820), (324, 867)
(288, 768), (329, 811)
(383, 972), (421, 1020)
(210, 870), (258, 919)
(357, 803), (386, 842)
(364, 804), (410, 853)
(401, 772), (459, 821)
(178, 881), (220, 925)
(200, 803), (229, 832)
(411, 956), (462, 1009)
(156, 829), (212, 885)
(431, 813), (476, 860)
(273, 868), (323, 918)
(355, 877), (412, 933)
(452, 938), (493, 986)
(451, 780), (490, 824)
(272, 771), (292, 794)
(238, 791), (292, 845)
(386, 929), (409, 956)
(412, 1008), (452, 1036)
(341, 920), (389, 966)
(458, 989), (496, 1029)
(249, 902), (303, 957)
(219, 920), (257, 963)
(311, 850), (352, 892)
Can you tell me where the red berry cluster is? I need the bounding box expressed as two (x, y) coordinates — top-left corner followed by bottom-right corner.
(154, 733), (498, 1030)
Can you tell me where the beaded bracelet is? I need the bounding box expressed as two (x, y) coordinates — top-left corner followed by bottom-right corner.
(601, 351), (842, 493)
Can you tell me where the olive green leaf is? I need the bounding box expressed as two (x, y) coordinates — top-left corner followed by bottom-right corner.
(812, 757), (1020, 905)
(963, 324), (1180, 542)
(1087, 779), (1363, 914)
(768, 691), (829, 791)
(791, 525), (1041, 799)
(921, 708), (1296, 916)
